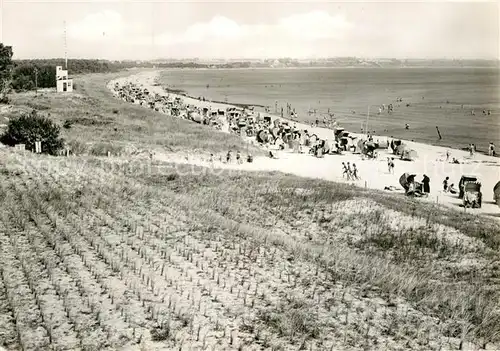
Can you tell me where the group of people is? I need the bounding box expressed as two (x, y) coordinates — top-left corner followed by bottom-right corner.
(442, 176), (458, 194)
(342, 162), (359, 180)
(402, 174), (430, 196)
(209, 150), (253, 165)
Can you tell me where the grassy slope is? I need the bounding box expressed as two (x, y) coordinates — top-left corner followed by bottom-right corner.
(0, 72), (499, 350)
(6, 70), (261, 156)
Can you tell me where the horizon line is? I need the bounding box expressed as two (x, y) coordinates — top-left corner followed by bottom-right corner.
(12, 56), (500, 62)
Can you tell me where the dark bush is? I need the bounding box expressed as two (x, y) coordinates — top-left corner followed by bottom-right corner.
(0, 110), (64, 155)
(12, 74), (35, 91)
(63, 120), (73, 129)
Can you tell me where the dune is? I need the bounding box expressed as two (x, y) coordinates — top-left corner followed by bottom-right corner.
(109, 71), (500, 219)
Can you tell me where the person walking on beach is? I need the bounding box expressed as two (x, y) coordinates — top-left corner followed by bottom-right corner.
(342, 162), (349, 179)
(352, 163), (359, 180)
(443, 176), (449, 192)
(346, 162), (353, 180)
(446, 150), (450, 162)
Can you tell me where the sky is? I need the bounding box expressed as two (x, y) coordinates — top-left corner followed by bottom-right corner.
(1, 0), (499, 60)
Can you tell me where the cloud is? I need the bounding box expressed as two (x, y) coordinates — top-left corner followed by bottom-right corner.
(154, 10), (353, 48)
(46, 9), (354, 58)
(276, 10), (353, 40)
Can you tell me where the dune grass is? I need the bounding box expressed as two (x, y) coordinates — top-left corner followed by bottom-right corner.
(1, 150), (498, 350)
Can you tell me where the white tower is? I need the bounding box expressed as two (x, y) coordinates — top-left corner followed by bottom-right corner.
(56, 21), (73, 92)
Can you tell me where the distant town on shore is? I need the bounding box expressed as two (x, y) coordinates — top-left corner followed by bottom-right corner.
(145, 57), (499, 69)
(14, 57), (499, 71)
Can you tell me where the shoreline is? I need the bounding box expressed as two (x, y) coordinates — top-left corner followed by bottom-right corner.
(160, 80), (496, 156)
(157, 68), (500, 154)
(108, 70), (500, 218)
(161, 86), (267, 109)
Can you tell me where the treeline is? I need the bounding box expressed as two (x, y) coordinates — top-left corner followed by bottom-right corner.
(11, 59), (123, 91)
(10, 59), (257, 91)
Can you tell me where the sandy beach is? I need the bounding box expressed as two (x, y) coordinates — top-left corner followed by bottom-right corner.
(109, 71), (500, 218)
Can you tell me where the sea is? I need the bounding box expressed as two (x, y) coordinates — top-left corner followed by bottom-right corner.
(159, 67), (500, 152)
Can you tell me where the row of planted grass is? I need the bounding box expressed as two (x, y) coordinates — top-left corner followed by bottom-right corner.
(2, 151), (499, 347)
(128, 161), (500, 347)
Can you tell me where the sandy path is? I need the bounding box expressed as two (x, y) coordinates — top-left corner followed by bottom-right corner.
(109, 71), (500, 219)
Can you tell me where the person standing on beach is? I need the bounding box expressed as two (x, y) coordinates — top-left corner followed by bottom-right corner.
(388, 158), (395, 174)
(489, 142), (496, 156)
(446, 150), (450, 162)
(422, 175), (430, 194)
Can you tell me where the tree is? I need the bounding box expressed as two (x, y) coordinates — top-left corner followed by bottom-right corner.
(0, 43), (13, 102)
(12, 72), (35, 91)
(0, 110), (64, 155)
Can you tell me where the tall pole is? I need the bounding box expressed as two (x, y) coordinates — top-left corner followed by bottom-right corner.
(34, 67), (38, 95)
(64, 20), (68, 69)
(151, 4), (155, 61)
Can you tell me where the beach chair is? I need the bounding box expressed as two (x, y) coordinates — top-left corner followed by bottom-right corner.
(458, 175), (479, 199)
(494, 181), (500, 207)
(463, 182), (482, 208)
